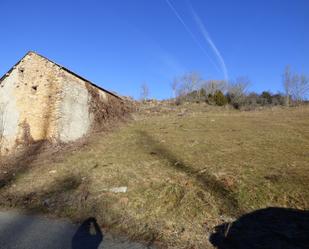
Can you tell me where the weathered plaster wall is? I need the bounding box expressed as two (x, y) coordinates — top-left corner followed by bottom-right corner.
(0, 52), (127, 156)
(57, 69), (93, 142)
(0, 70), (20, 148)
(0, 52), (61, 154)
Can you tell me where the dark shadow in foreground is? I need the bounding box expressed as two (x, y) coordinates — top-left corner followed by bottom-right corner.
(72, 217), (103, 249)
(210, 207), (309, 249)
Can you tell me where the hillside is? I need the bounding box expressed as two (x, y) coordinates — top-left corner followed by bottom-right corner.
(1, 103), (309, 248)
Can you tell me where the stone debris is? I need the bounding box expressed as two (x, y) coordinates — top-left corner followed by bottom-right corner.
(109, 187), (128, 193)
(101, 186), (128, 193)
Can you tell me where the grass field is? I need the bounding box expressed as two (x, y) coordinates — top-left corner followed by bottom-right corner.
(1, 103), (309, 248)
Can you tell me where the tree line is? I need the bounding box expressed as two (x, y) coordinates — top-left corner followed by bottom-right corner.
(168, 66), (309, 109)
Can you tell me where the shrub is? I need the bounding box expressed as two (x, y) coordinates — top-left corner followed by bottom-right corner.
(226, 92), (242, 109)
(271, 93), (285, 106)
(226, 78), (249, 109)
(199, 88), (207, 101)
(245, 93), (259, 105)
(206, 93), (214, 104)
(175, 96), (184, 105)
(213, 91), (228, 106)
(260, 91), (272, 105)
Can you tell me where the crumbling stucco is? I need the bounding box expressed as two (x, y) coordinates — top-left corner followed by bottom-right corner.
(58, 75), (92, 142)
(0, 71), (20, 146)
(0, 52), (128, 155)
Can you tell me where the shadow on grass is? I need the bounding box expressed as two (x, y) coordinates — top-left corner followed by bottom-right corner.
(0, 140), (48, 188)
(210, 207), (309, 249)
(2, 174), (83, 212)
(137, 130), (243, 217)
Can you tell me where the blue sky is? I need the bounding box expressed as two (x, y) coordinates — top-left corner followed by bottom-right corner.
(0, 0), (308, 99)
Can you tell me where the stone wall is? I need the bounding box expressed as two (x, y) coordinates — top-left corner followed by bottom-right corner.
(0, 52), (127, 155)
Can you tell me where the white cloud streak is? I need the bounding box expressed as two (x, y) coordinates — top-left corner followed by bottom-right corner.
(165, 0), (221, 74)
(188, 4), (229, 81)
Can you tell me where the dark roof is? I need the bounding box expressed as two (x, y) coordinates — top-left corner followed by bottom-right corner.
(0, 51), (122, 99)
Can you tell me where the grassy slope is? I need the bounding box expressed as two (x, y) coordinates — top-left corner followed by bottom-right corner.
(1, 104), (309, 248)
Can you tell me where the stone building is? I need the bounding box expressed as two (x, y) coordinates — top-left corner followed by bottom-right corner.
(0, 51), (128, 155)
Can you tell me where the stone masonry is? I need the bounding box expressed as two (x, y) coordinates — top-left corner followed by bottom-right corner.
(0, 51), (128, 155)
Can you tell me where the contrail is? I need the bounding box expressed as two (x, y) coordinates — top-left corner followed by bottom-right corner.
(188, 3), (229, 81)
(165, 0), (221, 74)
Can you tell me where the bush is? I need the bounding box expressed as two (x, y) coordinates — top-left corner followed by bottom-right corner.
(226, 92), (243, 109)
(245, 93), (259, 106)
(206, 94), (214, 104)
(213, 91), (228, 106)
(271, 94), (285, 106)
(241, 92), (286, 109)
(199, 88), (207, 100)
(175, 96), (184, 105)
(226, 77), (250, 109)
(260, 91), (272, 105)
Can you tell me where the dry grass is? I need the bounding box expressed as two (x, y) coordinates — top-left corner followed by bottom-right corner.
(1, 104), (309, 248)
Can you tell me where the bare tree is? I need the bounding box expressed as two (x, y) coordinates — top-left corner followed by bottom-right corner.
(299, 74), (309, 100)
(173, 72), (202, 99)
(283, 66), (309, 106)
(227, 77), (250, 108)
(201, 80), (227, 95)
(290, 74), (309, 104)
(140, 83), (149, 101)
(181, 72), (202, 94)
(171, 78), (178, 98)
(283, 66), (292, 106)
